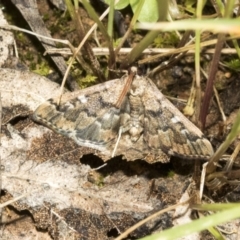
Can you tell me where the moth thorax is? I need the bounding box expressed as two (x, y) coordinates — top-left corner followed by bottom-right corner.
(130, 81), (145, 97)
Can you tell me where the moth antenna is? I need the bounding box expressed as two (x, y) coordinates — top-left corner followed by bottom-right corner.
(112, 127), (123, 158)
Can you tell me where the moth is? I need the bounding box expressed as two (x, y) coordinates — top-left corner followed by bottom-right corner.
(33, 67), (213, 164)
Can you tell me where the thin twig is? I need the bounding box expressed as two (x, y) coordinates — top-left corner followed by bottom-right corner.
(45, 46), (240, 56)
(115, 199), (191, 240)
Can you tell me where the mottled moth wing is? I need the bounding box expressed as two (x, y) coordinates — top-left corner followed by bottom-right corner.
(33, 70), (213, 163)
(143, 77), (213, 159)
(33, 77), (129, 151)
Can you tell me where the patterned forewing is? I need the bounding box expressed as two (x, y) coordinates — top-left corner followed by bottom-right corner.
(33, 78), (128, 149)
(143, 78), (213, 160)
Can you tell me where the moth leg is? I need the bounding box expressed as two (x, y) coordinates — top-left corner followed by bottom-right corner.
(92, 163), (107, 170)
(112, 127), (123, 157)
